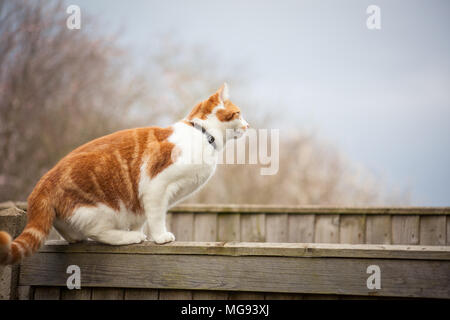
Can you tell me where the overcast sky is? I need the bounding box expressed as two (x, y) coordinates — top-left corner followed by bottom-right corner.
(71, 0), (450, 205)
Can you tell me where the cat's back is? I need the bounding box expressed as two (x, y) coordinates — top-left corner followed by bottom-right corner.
(30, 126), (175, 215)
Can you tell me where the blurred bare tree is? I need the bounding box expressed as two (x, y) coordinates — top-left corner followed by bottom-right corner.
(0, 0), (153, 200)
(0, 0), (408, 205)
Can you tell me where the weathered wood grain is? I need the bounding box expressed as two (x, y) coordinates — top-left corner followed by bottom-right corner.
(39, 240), (450, 260)
(392, 216), (419, 245)
(339, 215), (365, 244)
(33, 287), (60, 300)
(366, 215), (391, 244)
(218, 213), (240, 241)
(264, 293), (304, 300)
(91, 288), (124, 300)
(240, 213), (265, 242)
(194, 213), (217, 242)
(17, 286), (32, 300)
(229, 292), (265, 300)
(124, 288), (158, 300)
(159, 289), (193, 300)
(288, 214), (314, 243)
(192, 290), (229, 300)
(170, 213), (194, 241)
(420, 216), (446, 245)
(447, 216), (450, 245)
(168, 205), (450, 215)
(265, 214), (288, 242)
(61, 288), (92, 300)
(20, 249), (450, 299)
(314, 215), (339, 243)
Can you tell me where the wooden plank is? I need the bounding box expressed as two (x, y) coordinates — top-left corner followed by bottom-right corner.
(392, 216), (419, 245)
(166, 213), (173, 232)
(194, 213), (217, 242)
(314, 215), (339, 243)
(39, 240), (450, 260)
(240, 213), (265, 242)
(366, 215), (392, 244)
(124, 288), (158, 300)
(170, 213), (194, 241)
(168, 204), (450, 215)
(91, 288), (124, 300)
(217, 214), (240, 241)
(17, 286), (32, 300)
(11, 203), (450, 215)
(159, 289), (192, 300)
(264, 293), (303, 300)
(447, 216), (450, 245)
(420, 216), (446, 245)
(265, 214), (288, 242)
(33, 287), (60, 300)
(192, 290), (229, 300)
(339, 215), (365, 244)
(20, 252), (450, 299)
(288, 214), (314, 243)
(229, 292), (265, 300)
(60, 288), (92, 300)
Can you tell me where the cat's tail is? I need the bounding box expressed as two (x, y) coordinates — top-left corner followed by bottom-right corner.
(0, 197), (55, 265)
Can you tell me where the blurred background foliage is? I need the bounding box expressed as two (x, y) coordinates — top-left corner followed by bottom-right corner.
(0, 0), (409, 205)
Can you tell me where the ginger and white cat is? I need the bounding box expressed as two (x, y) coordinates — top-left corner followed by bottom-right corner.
(0, 83), (249, 264)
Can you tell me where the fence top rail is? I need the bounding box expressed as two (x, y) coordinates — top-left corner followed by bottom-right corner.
(2, 202), (450, 215)
(40, 240), (450, 260)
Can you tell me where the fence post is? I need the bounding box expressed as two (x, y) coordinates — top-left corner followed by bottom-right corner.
(0, 206), (27, 300)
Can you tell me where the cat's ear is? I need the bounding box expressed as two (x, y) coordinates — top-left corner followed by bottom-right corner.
(217, 83), (229, 103)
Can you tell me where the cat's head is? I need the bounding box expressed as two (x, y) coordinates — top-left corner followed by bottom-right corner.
(186, 83), (249, 144)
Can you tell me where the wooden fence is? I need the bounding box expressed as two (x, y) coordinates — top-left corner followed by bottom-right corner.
(1, 202), (449, 300)
(16, 241), (450, 300)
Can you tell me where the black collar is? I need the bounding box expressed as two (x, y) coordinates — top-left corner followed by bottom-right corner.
(188, 121), (217, 150)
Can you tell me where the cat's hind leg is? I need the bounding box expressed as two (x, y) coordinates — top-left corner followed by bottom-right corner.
(88, 230), (147, 245)
(70, 204), (147, 246)
(53, 218), (86, 243)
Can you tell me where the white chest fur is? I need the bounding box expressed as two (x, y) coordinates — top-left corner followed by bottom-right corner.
(138, 122), (218, 208)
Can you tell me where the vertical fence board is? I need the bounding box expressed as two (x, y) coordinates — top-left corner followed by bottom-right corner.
(159, 289), (193, 300)
(266, 214), (288, 242)
(229, 292), (265, 300)
(166, 213), (173, 232)
(171, 213), (194, 241)
(218, 214), (240, 241)
(288, 214), (314, 243)
(194, 213), (217, 242)
(314, 215), (339, 243)
(264, 293), (304, 300)
(420, 216), (446, 245)
(447, 216), (450, 245)
(17, 286), (32, 300)
(366, 215), (391, 244)
(61, 288), (92, 300)
(91, 288), (124, 300)
(240, 213), (266, 242)
(339, 215), (365, 244)
(192, 291), (229, 300)
(33, 287), (61, 300)
(124, 288), (158, 300)
(392, 215), (419, 245)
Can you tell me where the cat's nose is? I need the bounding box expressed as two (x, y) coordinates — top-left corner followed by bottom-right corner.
(241, 124), (250, 130)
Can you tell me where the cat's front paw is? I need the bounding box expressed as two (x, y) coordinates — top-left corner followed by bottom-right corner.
(153, 232), (175, 244)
